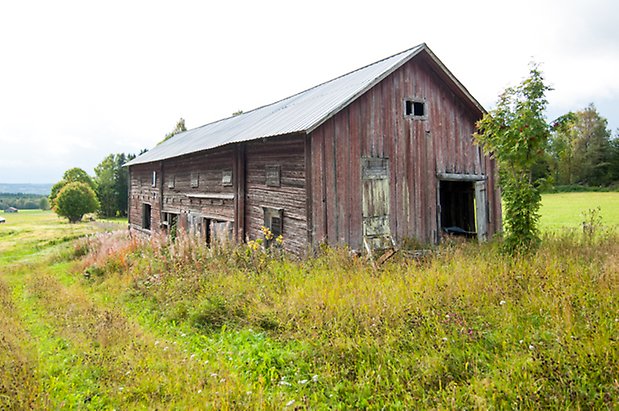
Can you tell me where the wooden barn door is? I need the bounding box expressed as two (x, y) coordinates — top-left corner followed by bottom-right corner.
(361, 157), (392, 250)
(475, 181), (488, 241)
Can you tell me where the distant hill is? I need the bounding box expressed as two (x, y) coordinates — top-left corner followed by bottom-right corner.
(0, 183), (53, 195)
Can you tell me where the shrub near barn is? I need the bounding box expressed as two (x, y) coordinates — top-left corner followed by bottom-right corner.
(54, 182), (99, 223)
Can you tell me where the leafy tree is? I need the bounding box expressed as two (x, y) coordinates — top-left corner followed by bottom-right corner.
(95, 155), (118, 217)
(54, 182), (99, 223)
(571, 104), (612, 186)
(94, 153), (135, 217)
(39, 197), (49, 210)
(549, 105), (614, 186)
(49, 167), (96, 208)
(474, 64), (551, 254)
(158, 118), (187, 145)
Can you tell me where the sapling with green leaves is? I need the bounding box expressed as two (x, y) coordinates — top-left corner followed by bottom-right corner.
(474, 64), (552, 253)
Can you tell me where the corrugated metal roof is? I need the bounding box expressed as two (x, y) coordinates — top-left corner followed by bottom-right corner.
(126, 44), (447, 166)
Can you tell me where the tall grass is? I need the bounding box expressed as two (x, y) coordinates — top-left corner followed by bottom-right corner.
(75, 227), (619, 409)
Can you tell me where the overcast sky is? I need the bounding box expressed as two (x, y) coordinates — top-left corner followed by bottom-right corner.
(1, 0), (618, 184)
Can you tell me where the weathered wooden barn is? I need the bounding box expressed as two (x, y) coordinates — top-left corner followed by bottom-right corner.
(126, 44), (502, 254)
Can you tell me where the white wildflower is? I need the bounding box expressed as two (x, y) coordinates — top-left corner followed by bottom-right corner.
(442, 337), (448, 342)
(197, 389), (202, 394)
(279, 380), (292, 386)
(529, 344), (535, 350)
(210, 373), (218, 378)
(285, 400), (295, 407)
(312, 375), (319, 382)
(163, 346), (169, 351)
(299, 379), (309, 385)
(499, 300), (506, 306)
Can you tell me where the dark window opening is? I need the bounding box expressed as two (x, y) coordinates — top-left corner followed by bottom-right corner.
(203, 218), (233, 246)
(263, 207), (283, 247)
(162, 212), (179, 239)
(405, 99), (426, 118)
(142, 203), (152, 230)
(439, 181), (476, 238)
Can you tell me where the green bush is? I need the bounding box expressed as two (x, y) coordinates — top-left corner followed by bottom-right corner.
(54, 182), (99, 223)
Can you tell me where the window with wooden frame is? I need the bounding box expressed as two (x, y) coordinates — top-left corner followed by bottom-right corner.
(265, 165), (281, 187)
(404, 98), (427, 119)
(190, 173), (199, 188)
(152, 171), (157, 187)
(222, 170), (233, 186)
(262, 206), (283, 247)
(167, 175), (175, 189)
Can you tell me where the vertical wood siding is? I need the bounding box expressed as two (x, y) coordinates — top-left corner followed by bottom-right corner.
(310, 54), (501, 250)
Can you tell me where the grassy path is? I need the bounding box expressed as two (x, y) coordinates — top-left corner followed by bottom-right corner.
(0, 212), (296, 409)
(0, 213), (223, 409)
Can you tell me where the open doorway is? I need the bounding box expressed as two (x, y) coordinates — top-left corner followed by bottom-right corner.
(439, 180), (476, 237)
(438, 177), (488, 241)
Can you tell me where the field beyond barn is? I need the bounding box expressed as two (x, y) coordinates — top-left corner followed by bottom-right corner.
(0, 197), (617, 409)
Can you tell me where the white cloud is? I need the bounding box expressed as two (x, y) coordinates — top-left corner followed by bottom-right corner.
(0, 0), (618, 183)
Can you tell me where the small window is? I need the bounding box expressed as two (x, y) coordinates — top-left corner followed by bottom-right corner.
(152, 171), (157, 187)
(142, 203), (152, 230)
(167, 175), (175, 189)
(262, 207), (283, 247)
(222, 170), (233, 186)
(265, 165), (281, 187)
(405, 99), (426, 118)
(190, 173), (199, 188)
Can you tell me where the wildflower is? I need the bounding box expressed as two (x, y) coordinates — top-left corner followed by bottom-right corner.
(528, 344), (535, 350)
(442, 337), (448, 342)
(118, 387), (124, 392)
(210, 373), (218, 378)
(279, 380), (292, 386)
(519, 340), (524, 344)
(445, 314), (450, 319)
(154, 340), (160, 345)
(312, 375), (319, 382)
(180, 332), (186, 337)
(219, 378), (226, 383)
(500, 300), (506, 306)
(163, 346), (169, 351)
(285, 400), (295, 407)
(276, 235), (284, 245)
(299, 379), (309, 385)
(190, 354), (196, 360)
(197, 389), (202, 394)
(246, 391), (253, 395)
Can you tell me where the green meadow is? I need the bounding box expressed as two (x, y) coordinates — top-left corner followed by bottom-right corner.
(0, 197), (617, 409)
(539, 192), (619, 231)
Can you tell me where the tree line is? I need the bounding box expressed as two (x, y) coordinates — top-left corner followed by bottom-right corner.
(538, 104), (619, 189)
(0, 194), (49, 210)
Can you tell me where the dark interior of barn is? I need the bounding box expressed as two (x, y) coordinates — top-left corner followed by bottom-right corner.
(439, 180), (477, 237)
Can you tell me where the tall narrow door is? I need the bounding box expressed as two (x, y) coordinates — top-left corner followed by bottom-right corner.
(475, 180), (488, 241)
(361, 157), (392, 250)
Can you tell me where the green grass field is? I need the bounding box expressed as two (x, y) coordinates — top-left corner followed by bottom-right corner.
(0, 201), (617, 409)
(539, 192), (619, 231)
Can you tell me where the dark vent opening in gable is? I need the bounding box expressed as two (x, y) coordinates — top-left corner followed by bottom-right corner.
(405, 100), (426, 117)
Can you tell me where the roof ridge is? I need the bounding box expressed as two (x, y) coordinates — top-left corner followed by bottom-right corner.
(167, 44), (426, 140)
